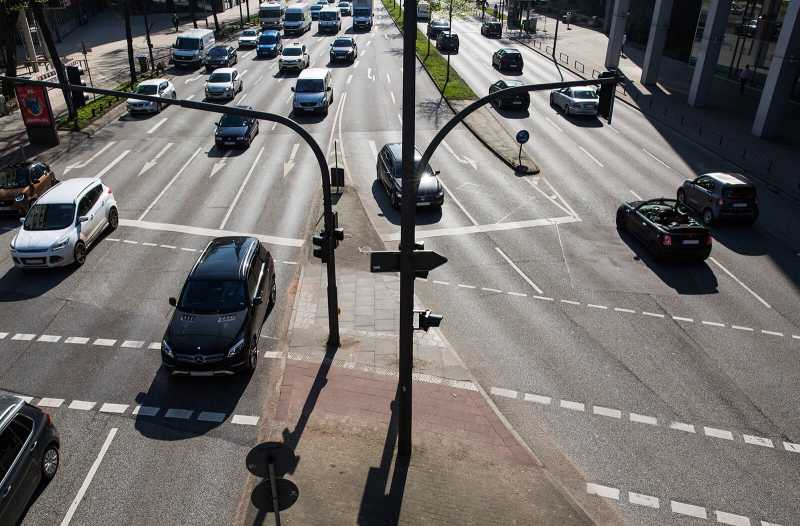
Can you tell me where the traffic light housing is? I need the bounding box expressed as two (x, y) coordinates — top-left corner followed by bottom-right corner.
(597, 70), (617, 123)
(312, 232), (329, 263)
(416, 309), (443, 332)
(65, 65), (86, 108)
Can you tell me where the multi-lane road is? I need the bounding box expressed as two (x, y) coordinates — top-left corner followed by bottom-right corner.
(2, 3), (799, 524)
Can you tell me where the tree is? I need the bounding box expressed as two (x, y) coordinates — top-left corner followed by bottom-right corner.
(0, 1), (25, 100)
(31, 0), (77, 120)
(123, 0), (137, 84)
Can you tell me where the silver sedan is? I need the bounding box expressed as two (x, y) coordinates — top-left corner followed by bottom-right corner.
(549, 87), (599, 117)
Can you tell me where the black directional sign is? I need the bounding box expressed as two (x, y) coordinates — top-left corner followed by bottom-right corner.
(370, 250), (448, 274)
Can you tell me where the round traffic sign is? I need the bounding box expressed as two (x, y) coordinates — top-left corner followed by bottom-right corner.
(516, 130), (530, 144)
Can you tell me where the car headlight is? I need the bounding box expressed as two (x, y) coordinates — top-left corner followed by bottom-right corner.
(436, 190), (444, 198)
(9, 235), (17, 250)
(227, 337), (246, 357)
(236, 136), (246, 141)
(51, 235), (70, 250)
(14, 194), (25, 202)
(162, 339), (174, 358)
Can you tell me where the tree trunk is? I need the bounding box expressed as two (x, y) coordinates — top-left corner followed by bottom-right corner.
(124, 0), (137, 84)
(32, 1), (76, 120)
(190, 0), (198, 28)
(212, 8), (220, 32)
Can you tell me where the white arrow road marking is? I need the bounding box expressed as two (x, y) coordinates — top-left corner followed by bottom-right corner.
(239, 69), (249, 78)
(366, 40), (372, 47)
(386, 73), (391, 83)
(256, 74), (264, 83)
(368, 140), (377, 158)
(367, 67), (375, 81)
(283, 143), (300, 178)
(184, 74), (203, 84)
(354, 59), (360, 69)
(220, 147), (265, 229)
(64, 142), (116, 173)
(347, 74), (353, 84)
(390, 91), (396, 104)
(138, 147), (203, 220)
(186, 94), (195, 101)
(442, 140), (477, 170)
(147, 117), (167, 134)
(95, 150), (130, 178)
(210, 150), (234, 178)
(138, 143), (174, 177)
(237, 92), (248, 104)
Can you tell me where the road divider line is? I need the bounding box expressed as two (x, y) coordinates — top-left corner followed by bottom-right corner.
(439, 179), (479, 225)
(544, 116), (562, 132)
(65, 142), (116, 173)
(629, 189), (642, 200)
(347, 74), (353, 84)
(220, 146), (265, 229)
(586, 483), (619, 500)
(60, 428), (118, 526)
(642, 147), (672, 170)
(385, 216), (580, 241)
(520, 177), (574, 218)
(146, 117), (168, 134)
(708, 256), (771, 309)
(95, 150), (130, 178)
(494, 247), (543, 294)
(390, 91), (396, 104)
(138, 147), (202, 220)
(578, 146), (604, 168)
(120, 218), (305, 248)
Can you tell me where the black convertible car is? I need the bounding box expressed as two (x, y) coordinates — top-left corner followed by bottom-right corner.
(616, 198), (712, 261)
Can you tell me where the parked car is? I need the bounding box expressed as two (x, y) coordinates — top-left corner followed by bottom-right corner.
(161, 236), (276, 376)
(204, 45), (238, 72)
(489, 79), (530, 111)
(616, 198), (712, 261)
(292, 68), (334, 114)
(329, 36), (358, 63)
(9, 177), (118, 268)
(376, 143), (443, 209)
(256, 30), (283, 58)
(215, 106), (259, 148)
(481, 20), (502, 37)
(0, 161), (58, 217)
(677, 172), (758, 225)
(0, 392), (60, 525)
(204, 67), (243, 100)
(492, 47), (523, 72)
(279, 42), (310, 73)
(427, 19), (450, 40)
(436, 32), (459, 53)
(338, 1), (352, 15)
(126, 79), (177, 114)
(238, 27), (261, 48)
(549, 86), (599, 116)
(311, 3), (324, 20)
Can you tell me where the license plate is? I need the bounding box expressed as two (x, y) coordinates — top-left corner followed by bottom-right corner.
(190, 371), (215, 376)
(732, 203), (748, 208)
(417, 201), (431, 206)
(225, 141), (236, 145)
(24, 258), (45, 264)
(0, 206), (14, 211)
(682, 239), (700, 245)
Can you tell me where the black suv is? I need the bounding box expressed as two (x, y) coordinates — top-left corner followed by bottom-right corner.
(376, 143), (443, 209)
(492, 48), (524, 72)
(436, 32), (459, 53)
(481, 20), (502, 37)
(489, 79), (530, 111)
(215, 105), (259, 148)
(0, 392), (60, 525)
(162, 237), (276, 376)
(427, 19), (450, 40)
(205, 45), (238, 72)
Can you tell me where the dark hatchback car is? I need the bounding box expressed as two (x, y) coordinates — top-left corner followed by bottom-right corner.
(677, 172), (758, 225)
(0, 393), (60, 525)
(481, 20), (502, 37)
(256, 30), (283, 58)
(215, 105), (259, 148)
(616, 198), (712, 261)
(427, 19), (450, 40)
(489, 79), (530, 111)
(162, 237), (276, 376)
(0, 162), (58, 216)
(376, 143), (443, 209)
(492, 48), (524, 72)
(329, 36), (358, 63)
(436, 32), (459, 53)
(205, 45), (238, 72)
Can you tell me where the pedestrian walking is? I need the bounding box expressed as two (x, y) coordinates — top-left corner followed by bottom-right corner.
(739, 64), (754, 94)
(173, 13), (180, 33)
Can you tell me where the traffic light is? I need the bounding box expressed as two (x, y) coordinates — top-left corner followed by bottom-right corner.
(312, 232), (329, 263)
(416, 309), (443, 332)
(332, 211), (344, 248)
(65, 65), (86, 108)
(597, 70), (617, 123)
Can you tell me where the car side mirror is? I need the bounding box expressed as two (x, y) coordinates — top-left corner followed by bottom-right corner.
(253, 296), (263, 306)
(78, 215), (89, 223)
(326, 86), (332, 91)
(290, 86), (295, 92)
(169, 297), (177, 306)
(434, 170), (441, 175)
(19, 217), (25, 224)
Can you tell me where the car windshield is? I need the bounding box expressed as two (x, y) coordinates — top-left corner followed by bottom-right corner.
(135, 84), (159, 95)
(242, 29), (258, 36)
(178, 279), (247, 314)
(283, 47), (302, 56)
(354, 7), (370, 15)
(285, 11), (304, 21)
(320, 11), (337, 19)
(295, 78), (325, 92)
(219, 114), (248, 127)
(433, 21), (449, 27)
(0, 166), (29, 188)
(208, 72), (231, 82)
(259, 33), (278, 44)
(339, 2), (349, 5)
(23, 203), (75, 231)
(175, 37), (200, 50)
(260, 7), (280, 15)
(208, 47), (228, 56)
(393, 160), (434, 180)
(333, 38), (352, 47)
(311, 4), (323, 9)
(572, 89), (597, 99)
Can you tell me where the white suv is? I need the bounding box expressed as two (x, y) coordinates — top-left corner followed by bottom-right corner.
(279, 43), (309, 73)
(205, 68), (243, 100)
(126, 79), (176, 114)
(9, 177), (118, 268)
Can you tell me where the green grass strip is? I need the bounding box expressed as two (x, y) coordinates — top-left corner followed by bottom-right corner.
(381, 0), (476, 100)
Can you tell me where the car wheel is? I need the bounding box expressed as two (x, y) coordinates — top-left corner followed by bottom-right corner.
(41, 444), (59, 481)
(391, 191), (400, 209)
(615, 209), (625, 231)
(323, 101), (329, 115)
(172, 92), (177, 100)
(564, 104), (570, 116)
(107, 207), (119, 231)
(268, 278), (277, 309)
(246, 337), (258, 372)
(676, 189), (686, 204)
(73, 241), (86, 267)
(702, 208), (714, 225)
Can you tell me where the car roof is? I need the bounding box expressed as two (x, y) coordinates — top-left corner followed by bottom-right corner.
(287, 3), (308, 8)
(636, 198), (679, 207)
(138, 78), (168, 86)
(320, 5), (338, 10)
(212, 67), (236, 74)
(0, 392), (24, 429)
(190, 237), (258, 281)
(38, 177), (98, 204)
(703, 172), (751, 185)
(385, 143), (422, 161)
(260, 29), (280, 36)
(501, 79), (523, 86)
(285, 42), (304, 48)
(500, 47), (520, 53)
(334, 35), (354, 41)
(432, 19), (449, 24)
(298, 68), (328, 79)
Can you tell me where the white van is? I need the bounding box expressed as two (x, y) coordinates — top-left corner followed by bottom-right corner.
(318, 6), (341, 33)
(284, 4), (312, 35)
(292, 68), (334, 115)
(172, 28), (215, 68)
(417, 1), (431, 21)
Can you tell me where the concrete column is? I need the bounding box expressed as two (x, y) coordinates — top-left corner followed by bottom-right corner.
(603, 0), (614, 34)
(752, 0), (800, 138)
(641, 0), (673, 85)
(604, 0), (631, 70)
(688, 0), (732, 107)
(16, 9), (39, 72)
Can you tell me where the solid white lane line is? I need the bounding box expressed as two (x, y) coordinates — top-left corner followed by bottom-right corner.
(628, 492), (659, 509)
(524, 393), (552, 405)
(704, 426), (734, 440)
(490, 387), (518, 399)
(439, 179), (479, 225)
(544, 117), (562, 132)
(708, 256), (771, 309)
(560, 400), (585, 412)
(95, 149), (130, 178)
(347, 74), (353, 84)
(147, 118), (168, 134)
(186, 94), (196, 101)
(494, 247), (543, 294)
(219, 146), (265, 229)
(642, 147), (672, 170)
(60, 428), (118, 526)
(586, 483), (619, 500)
(578, 146), (604, 167)
(65, 142), (116, 172)
(670, 500), (707, 519)
(629, 189), (643, 200)
(138, 147), (202, 220)
(390, 91), (396, 104)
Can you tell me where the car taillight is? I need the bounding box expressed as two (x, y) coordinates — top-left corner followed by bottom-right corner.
(107, 187), (113, 194)
(705, 235), (713, 246)
(718, 198), (724, 206)
(45, 412), (52, 425)
(661, 234), (672, 246)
